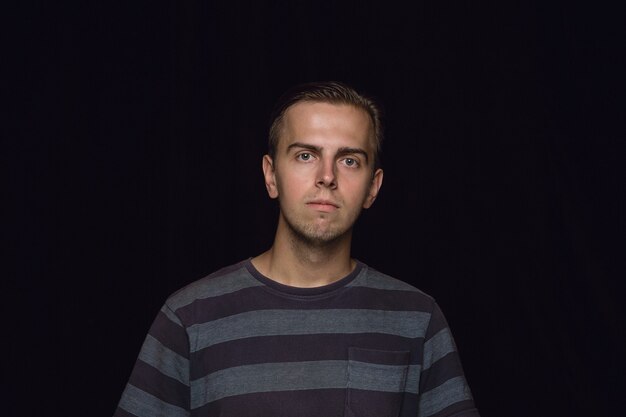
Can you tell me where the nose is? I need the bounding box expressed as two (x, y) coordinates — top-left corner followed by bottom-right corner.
(316, 158), (337, 189)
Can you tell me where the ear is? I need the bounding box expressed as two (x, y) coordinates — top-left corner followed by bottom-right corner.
(262, 155), (279, 199)
(363, 168), (383, 209)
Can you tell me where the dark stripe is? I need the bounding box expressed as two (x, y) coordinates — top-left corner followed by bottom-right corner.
(128, 360), (190, 410)
(198, 391), (471, 417)
(113, 406), (138, 417)
(118, 383), (188, 417)
(160, 304), (183, 325)
(419, 351), (464, 392)
(347, 390), (406, 417)
(190, 309), (430, 352)
(348, 346), (410, 365)
(246, 260), (364, 295)
(190, 388), (347, 417)
(176, 285), (435, 326)
(149, 311), (189, 358)
(407, 393), (475, 417)
(338, 286), (433, 312)
(400, 392), (420, 417)
(190, 333), (423, 378)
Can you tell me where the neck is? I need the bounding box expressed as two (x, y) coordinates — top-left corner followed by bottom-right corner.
(252, 220), (355, 288)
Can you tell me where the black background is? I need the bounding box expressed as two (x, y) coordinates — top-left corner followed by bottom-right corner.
(5, 1), (624, 416)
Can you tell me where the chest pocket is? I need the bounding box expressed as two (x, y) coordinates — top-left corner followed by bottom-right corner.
(345, 347), (410, 417)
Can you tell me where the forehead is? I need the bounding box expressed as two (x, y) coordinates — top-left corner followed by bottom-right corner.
(279, 101), (374, 150)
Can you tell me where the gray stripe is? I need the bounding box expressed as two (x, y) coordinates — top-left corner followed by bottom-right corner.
(348, 361), (421, 393)
(167, 270), (262, 311)
(138, 334), (190, 386)
(190, 309), (430, 352)
(349, 270), (422, 292)
(191, 361), (346, 408)
(406, 364), (421, 392)
(119, 383), (189, 417)
(191, 361), (421, 409)
(418, 376), (473, 417)
(423, 328), (456, 370)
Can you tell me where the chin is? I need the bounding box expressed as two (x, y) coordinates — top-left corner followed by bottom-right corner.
(291, 224), (350, 247)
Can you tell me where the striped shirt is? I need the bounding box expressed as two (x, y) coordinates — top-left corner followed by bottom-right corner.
(114, 260), (479, 417)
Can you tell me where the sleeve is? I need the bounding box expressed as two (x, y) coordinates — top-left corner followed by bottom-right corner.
(417, 302), (480, 417)
(113, 303), (191, 417)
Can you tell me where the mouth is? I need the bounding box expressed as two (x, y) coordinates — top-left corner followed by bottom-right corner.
(306, 200), (339, 212)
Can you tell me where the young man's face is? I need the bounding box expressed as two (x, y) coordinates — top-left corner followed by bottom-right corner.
(263, 101), (383, 245)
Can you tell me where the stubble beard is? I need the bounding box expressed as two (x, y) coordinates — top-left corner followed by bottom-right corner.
(281, 211), (354, 249)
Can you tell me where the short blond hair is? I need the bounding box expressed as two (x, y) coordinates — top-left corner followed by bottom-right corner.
(268, 81), (383, 171)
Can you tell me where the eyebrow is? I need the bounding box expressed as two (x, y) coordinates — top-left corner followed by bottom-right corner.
(286, 142), (370, 164)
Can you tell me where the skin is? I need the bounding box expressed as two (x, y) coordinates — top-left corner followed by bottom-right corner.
(252, 102), (383, 287)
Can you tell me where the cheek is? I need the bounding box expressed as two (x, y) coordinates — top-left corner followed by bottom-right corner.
(278, 167), (311, 188)
(276, 176), (304, 201)
(340, 180), (370, 205)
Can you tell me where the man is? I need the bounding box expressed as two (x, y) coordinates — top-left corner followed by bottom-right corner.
(114, 82), (480, 417)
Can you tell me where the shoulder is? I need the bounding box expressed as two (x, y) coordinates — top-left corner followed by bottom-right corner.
(164, 259), (262, 313)
(352, 263), (433, 297)
(350, 262), (436, 310)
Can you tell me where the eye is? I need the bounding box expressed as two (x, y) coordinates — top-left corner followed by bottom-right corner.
(342, 157), (359, 168)
(297, 152), (314, 162)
